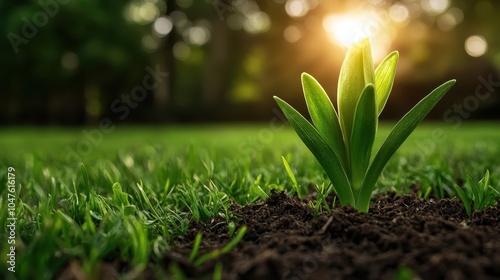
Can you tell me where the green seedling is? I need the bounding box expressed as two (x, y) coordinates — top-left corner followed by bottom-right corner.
(454, 170), (499, 217)
(274, 38), (455, 212)
(194, 226), (247, 266)
(308, 182), (334, 215)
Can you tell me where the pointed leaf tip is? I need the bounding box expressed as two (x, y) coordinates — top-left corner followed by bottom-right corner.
(301, 72), (347, 167)
(356, 79), (455, 212)
(338, 38), (375, 147)
(374, 51), (399, 115)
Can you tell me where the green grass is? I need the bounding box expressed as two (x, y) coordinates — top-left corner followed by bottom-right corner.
(1, 122), (499, 279)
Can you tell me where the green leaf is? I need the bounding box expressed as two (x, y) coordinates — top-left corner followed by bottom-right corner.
(112, 182), (130, 207)
(350, 84), (377, 192)
(466, 174), (479, 206)
(362, 40), (375, 85)
(337, 38), (375, 147)
(80, 163), (91, 201)
(479, 170), (490, 207)
(302, 73), (347, 167)
(375, 51), (399, 115)
(123, 205), (136, 215)
(274, 96), (355, 206)
(356, 80), (456, 212)
(454, 185), (472, 217)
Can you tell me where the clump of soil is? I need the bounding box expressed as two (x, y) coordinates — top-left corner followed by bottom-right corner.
(164, 190), (500, 280)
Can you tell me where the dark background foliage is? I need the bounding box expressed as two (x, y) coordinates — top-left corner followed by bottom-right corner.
(1, 0), (499, 125)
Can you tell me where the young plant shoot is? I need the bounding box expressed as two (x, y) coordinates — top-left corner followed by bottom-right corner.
(454, 170), (500, 217)
(274, 38), (456, 212)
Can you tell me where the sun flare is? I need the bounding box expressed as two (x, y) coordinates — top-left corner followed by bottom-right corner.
(322, 12), (394, 62)
(323, 15), (367, 47)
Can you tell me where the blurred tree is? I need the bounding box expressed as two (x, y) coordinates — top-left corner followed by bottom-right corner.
(1, 0), (149, 124)
(0, 0), (499, 124)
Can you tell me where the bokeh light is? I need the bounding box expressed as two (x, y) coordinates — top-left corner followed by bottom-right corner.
(6, 0), (500, 126)
(283, 25), (302, 43)
(243, 12), (271, 34)
(465, 35), (488, 57)
(389, 4), (409, 23)
(227, 14), (244, 30)
(173, 42), (191, 60)
(61, 52), (79, 70)
(448, 7), (464, 23)
(285, 0), (310, 18)
(437, 7), (463, 31)
(171, 11), (190, 32)
(184, 26), (211, 46)
(153, 17), (173, 37)
(124, 2), (160, 25)
(437, 12), (456, 31)
(142, 35), (159, 51)
(421, 0), (450, 15)
(176, 0), (193, 9)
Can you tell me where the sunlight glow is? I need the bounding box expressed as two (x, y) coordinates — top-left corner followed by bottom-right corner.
(323, 15), (367, 47)
(322, 12), (395, 62)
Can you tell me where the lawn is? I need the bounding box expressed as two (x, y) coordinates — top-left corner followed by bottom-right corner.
(1, 122), (499, 279)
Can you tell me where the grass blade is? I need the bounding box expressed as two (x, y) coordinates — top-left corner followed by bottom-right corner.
(213, 262), (223, 280)
(479, 170), (490, 207)
(466, 175), (479, 207)
(194, 226), (247, 266)
(80, 163), (91, 201)
(454, 184), (472, 217)
(350, 84), (377, 193)
(302, 73), (347, 167)
(274, 96), (354, 206)
(221, 226), (247, 254)
(356, 80), (456, 212)
(281, 156), (301, 198)
(375, 51), (399, 115)
(189, 232), (203, 262)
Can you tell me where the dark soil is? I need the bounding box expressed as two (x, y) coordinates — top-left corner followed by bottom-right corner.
(162, 190), (500, 280)
(56, 190), (500, 280)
